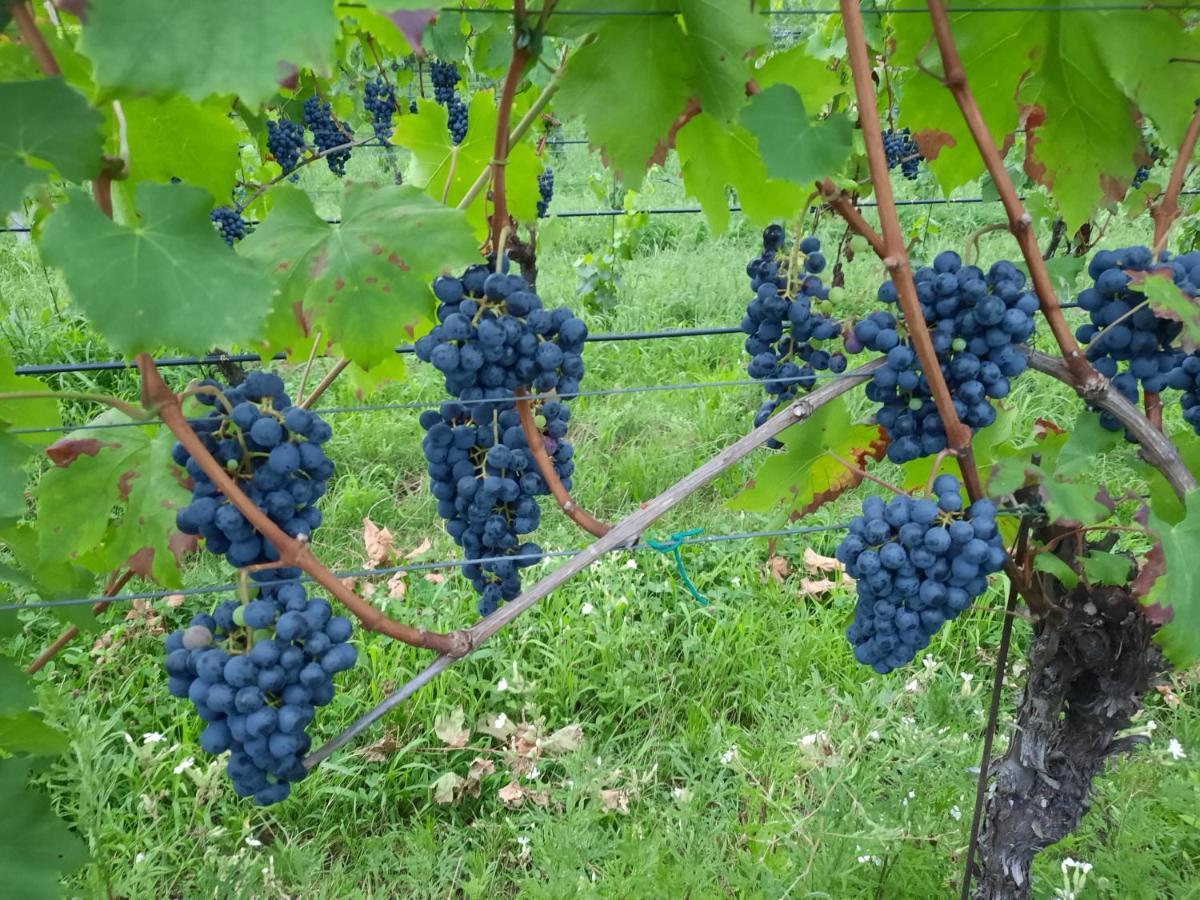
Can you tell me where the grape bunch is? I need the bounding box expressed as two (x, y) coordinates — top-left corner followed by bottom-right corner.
(836, 475), (1006, 674)
(420, 401), (571, 615)
(1074, 245), (1200, 433)
(430, 60), (461, 104)
(742, 226), (848, 445)
(267, 118), (306, 175)
(210, 207), (250, 246)
(1132, 145), (1162, 190)
(446, 95), (469, 145)
(302, 96), (353, 176)
(173, 372), (335, 570)
(537, 168), (554, 218)
(883, 128), (922, 180)
(856, 250), (1036, 463)
(409, 98), (419, 114)
(163, 579), (357, 805)
(363, 78), (397, 142)
(414, 265), (587, 612)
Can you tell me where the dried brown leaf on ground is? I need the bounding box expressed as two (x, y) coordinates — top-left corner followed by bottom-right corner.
(353, 733), (404, 763)
(434, 706), (470, 748)
(362, 517), (396, 568)
(599, 788), (630, 814)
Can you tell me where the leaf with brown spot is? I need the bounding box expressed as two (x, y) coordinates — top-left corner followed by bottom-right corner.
(463, 756), (494, 798)
(539, 723), (583, 756)
(432, 771), (465, 805)
(44, 437), (116, 467)
(498, 780), (526, 809)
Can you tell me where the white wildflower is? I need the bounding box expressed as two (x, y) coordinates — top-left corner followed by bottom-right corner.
(950, 805), (962, 821)
(581, 602), (594, 615)
(1061, 858), (1093, 875)
(496, 678), (509, 693)
(142, 732), (165, 745)
(625, 558), (638, 569)
(245, 837), (263, 848)
(1168, 738), (1187, 760)
(731, 576), (741, 587)
(134, 853), (146, 865)
(857, 854), (883, 866)
(867, 730), (881, 742)
(173, 757), (195, 775)
(720, 745), (739, 765)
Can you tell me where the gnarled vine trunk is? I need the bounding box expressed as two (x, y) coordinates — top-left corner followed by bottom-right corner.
(972, 580), (1165, 899)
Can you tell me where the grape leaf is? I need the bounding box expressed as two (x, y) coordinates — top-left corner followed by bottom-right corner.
(35, 424), (190, 586)
(0, 713), (68, 756)
(1131, 272), (1200, 344)
(1080, 551), (1132, 586)
(1147, 491), (1200, 665)
(1055, 411), (1124, 478)
(728, 396), (883, 515)
(79, 0), (338, 106)
(0, 348), (61, 445)
(392, 92), (541, 239)
(0, 78), (104, 217)
(739, 85), (853, 187)
(0, 432), (31, 524)
(1033, 553), (1079, 590)
(239, 183), (478, 371)
(676, 0), (768, 122)
(1041, 478), (1109, 526)
(0, 759), (88, 897)
(0, 658), (33, 717)
(754, 45), (844, 113)
(1143, 431), (1200, 525)
(122, 96), (242, 202)
(38, 184), (272, 356)
(675, 113), (806, 235)
(0, 524), (96, 631)
(555, 17), (694, 184)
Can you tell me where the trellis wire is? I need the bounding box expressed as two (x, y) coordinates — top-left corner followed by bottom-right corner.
(1, 368), (890, 436)
(337, 3), (1200, 14)
(0, 523), (853, 614)
(5, 189), (1198, 235)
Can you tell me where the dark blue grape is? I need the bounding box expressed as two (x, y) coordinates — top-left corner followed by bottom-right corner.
(537, 168), (554, 218)
(446, 94), (468, 145)
(210, 207), (249, 246)
(267, 118), (306, 175)
(302, 96), (353, 176)
(363, 78), (397, 142)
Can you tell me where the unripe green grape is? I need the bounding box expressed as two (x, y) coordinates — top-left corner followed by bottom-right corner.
(534, 414), (547, 428)
(827, 286), (846, 304)
(952, 337), (967, 352)
(850, 235), (870, 254)
(232, 605), (247, 627)
(909, 398), (923, 411)
(817, 300), (834, 316)
(252, 628), (273, 642)
(225, 458), (239, 472)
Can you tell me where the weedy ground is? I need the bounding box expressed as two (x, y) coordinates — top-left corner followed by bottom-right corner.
(2, 141), (1198, 899)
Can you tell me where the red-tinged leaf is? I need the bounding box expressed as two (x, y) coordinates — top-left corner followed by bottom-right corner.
(912, 128), (955, 162)
(1033, 418), (1066, 438)
(44, 437), (117, 467)
(1131, 543), (1166, 600)
(384, 9), (438, 56)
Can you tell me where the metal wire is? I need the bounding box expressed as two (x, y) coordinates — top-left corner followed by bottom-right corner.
(0, 523), (853, 614)
(12, 326), (742, 377)
(335, 3), (1200, 14)
(1, 368), (874, 436)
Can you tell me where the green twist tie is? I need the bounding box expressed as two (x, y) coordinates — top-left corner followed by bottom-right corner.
(646, 528), (709, 605)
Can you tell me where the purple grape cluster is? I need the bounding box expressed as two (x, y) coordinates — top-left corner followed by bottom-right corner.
(164, 580), (356, 805)
(429, 60), (460, 104)
(837, 475), (1005, 674)
(884, 128), (922, 180)
(856, 250), (1036, 463)
(210, 207), (250, 246)
(173, 372), (334, 569)
(446, 95), (468, 145)
(302, 96), (353, 176)
(267, 118), (306, 175)
(363, 78), (397, 142)
(537, 168), (554, 218)
(742, 226), (848, 447)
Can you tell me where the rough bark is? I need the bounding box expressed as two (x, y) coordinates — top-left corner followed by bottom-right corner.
(973, 576), (1166, 899)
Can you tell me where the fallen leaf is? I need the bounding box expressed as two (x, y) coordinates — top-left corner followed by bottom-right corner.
(405, 538), (433, 560)
(799, 577), (842, 596)
(498, 780), (526, 809)
(362, 517), (395, 568)
(424, 572), (446, 584)
(464, 756), (495, 797)
(765, 554), (791, 584)
(432, 771), (465, 805)
(165, 593), (185, 608)
(599, 788), (629, 814)
(434, 706), (470, 749)
(476, 712), (516, 741)
(386, 571), (408, 599)
(539, 723), (583, 756)
(802, 548), (848, 578)
(354, 733), (403, 763)
(1156, 684), (1182, 708)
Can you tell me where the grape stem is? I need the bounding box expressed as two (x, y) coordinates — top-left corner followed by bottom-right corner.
(24, 568), (133, 675)
(836, 0), (980, 494)
(1150, 100), (1200, 256)
(817, 180), (886, 257)
(11, 2), (60, 77)
(514, 388), (610, 538)
(299, 358), (351, 411)
(826, 449), (907, 497)
(923, 0), (1100, 392)
(488, 34), (532, 253)
(135, 354), (471, 657)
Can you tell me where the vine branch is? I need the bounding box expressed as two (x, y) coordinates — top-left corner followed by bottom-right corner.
(1151, 100), (1200, 255)
(514, 389), (610, 538)
(136, 354), (469, 656)
(817, 178), (886, 257)
(488, 39), (532, 252)
(25, 569), (134, 675)
(836, 0), (980, 501)
(304, 360), (885, 767)
(924, 0), (1098, 390)
(11, 2), (60, 76)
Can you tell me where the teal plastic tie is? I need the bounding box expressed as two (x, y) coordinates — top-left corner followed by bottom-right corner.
(646, 528), (709, 605)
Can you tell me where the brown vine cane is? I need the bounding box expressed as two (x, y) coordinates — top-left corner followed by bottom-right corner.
(136, 354), (471, 657)
(1151, 101), (1200, 256)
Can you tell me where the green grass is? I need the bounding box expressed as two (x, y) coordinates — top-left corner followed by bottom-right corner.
(3, 146), (1199, 898)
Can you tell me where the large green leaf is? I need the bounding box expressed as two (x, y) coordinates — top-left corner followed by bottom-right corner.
(0, 713), (68, 756)
(677, 0), (769, 122)
(0, 759), (89, 898)
(1055, 410), (1124, 478)
(729, 396), (884, 515)
(1147, 491), (1200, 666)
(239, 183), (478, 371)
(0, 432), (31, 524)
(0, 348), (62, 445)
(1132, 273), (1200, 344)
(122, 96), (242, 202)
(0, 78), (104, 216)
(739, 85), (853, 187)
(38, 184), (272, 356)
(754, 44), (845, 113)
(79, 0), (338, 106)
(0, 658), (33, 717)
(35, 424), (189, 586)
(675, 113), (807, 235)
(891, 1), (1200, 229)
(555, 17), (693, 185)
(0, 524), (96, 632)
(392, 92), (541, 238)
